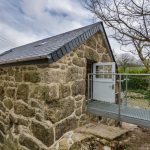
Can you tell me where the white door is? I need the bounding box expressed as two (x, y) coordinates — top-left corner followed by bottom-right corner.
(93, 62), (116, 103)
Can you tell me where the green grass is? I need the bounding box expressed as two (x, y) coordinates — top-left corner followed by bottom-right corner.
(124, 89), (150, 109)
(128, 89), (150, 101)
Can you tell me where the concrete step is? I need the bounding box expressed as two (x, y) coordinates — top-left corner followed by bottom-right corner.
(76, 123), (128, 140)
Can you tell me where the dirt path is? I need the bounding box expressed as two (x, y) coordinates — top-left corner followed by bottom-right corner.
(120, 128), (150, 150)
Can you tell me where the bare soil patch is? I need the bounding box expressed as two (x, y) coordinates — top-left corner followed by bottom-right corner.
(120, 128), (150, 150)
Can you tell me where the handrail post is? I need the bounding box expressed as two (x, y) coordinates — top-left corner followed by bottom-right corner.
(118, 74), (121, 125)
(125, 74), (128, 106)
(91, 73), (92, 100)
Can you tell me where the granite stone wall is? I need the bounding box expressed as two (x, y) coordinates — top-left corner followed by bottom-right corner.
(0, 32), (112, 150)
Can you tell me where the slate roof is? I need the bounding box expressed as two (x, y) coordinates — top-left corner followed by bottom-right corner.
(0, 22), (115, 66)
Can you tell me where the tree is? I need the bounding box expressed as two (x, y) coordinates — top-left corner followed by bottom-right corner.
(84, 0), (150, 71)
(116, 53), (136, 72)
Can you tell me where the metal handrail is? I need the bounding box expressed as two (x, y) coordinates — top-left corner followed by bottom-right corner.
(88, 73), (150, 76)
(87, 73), (150, 124)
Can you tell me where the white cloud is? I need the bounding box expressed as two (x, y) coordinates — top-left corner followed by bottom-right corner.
(20, 0), (92, 34)
(0, 0), (93, 54)
(0, 0), (123, 56)
(0, 22), (42, 53)
(46, 0), (91, 19)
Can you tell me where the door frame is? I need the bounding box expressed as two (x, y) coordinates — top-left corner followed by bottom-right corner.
(86, 60), (94, 100)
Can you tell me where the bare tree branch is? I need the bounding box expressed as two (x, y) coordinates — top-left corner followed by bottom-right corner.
(83, 0), (150, 71)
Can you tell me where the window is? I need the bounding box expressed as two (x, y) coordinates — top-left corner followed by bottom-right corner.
(96, 65), (112, 79)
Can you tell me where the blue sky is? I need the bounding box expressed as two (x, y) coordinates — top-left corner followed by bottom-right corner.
(0, 0), (120, 54)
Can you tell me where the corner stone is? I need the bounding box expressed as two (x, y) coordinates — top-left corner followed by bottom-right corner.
(31, 120), (54, 147)
(45, 97), (74, 123)
(71, 80), (85, 96)
(19, 133), (47, 150)
(45, 84), (59, 103)
(55, 117), (78, 140)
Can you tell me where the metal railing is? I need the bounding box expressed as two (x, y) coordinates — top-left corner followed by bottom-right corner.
(87, 73), (150, 124)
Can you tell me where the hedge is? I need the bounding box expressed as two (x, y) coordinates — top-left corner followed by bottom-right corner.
(122, 76), (149, 90)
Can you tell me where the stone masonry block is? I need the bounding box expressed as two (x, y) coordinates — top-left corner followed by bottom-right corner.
(17, 84), (29, 101)
(38, 86), (49, 101)
(3, 99), (13, 110)
(44, 70), (65, 83)
(19, 133), (47, 150)
(0, 101), (6, 112)
(71, 80), (86, 96)
(59, 84), (70, 98)
(0, 86), (4, 101)
(72, 57), (86, 67)
(55, 117), (78, 140)
(14, 101), (35, 117)
(6, 88), (15, 99)
(66, 67), (78, 82)
(0, 131), (4, 144)
(45, 97), (74, 123)
(84, 47), (99, 62)
(15, 71), (22, 82)
(24, 72), (41, 83)
(31, 120), (54, 147)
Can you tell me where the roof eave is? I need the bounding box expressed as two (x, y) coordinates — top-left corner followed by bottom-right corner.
(0, 55), (53, 67)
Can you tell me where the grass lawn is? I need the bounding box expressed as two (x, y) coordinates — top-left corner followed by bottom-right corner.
(122, 90), (150, 109)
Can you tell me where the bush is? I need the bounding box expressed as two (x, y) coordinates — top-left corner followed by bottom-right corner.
(118, 67), (125, 73)
(122, 76), (149, 90)
(118, 66), (149, 91)
(118, 66), (148, 73)
(127, 67), (148, 74)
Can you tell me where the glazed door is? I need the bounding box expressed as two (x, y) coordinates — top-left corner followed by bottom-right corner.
(93, 62), (116, 103)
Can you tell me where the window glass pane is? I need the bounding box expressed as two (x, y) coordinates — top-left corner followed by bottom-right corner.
(104, 65), (112, 79)
(96, 65), (104, 78)
(104, 65), (112, 72)
(96, 72), (103, 78)
(96, 65), (103, 72)
(96, 65), (113, 79)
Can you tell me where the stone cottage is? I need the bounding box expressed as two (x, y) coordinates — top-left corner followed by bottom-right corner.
(0, 22), (116, 150)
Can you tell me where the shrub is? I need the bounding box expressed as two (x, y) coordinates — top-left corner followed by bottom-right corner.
(122, 76), (149, 90)
(127, 67), (148, 74)
(118, 67), (125, 73)
(118, 66), (148, 73)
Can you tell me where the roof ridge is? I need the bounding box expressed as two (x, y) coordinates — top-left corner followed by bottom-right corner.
(48, 22), (102, 61)
(0, 22), (101, 56)
(61, 22), (101, 48)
